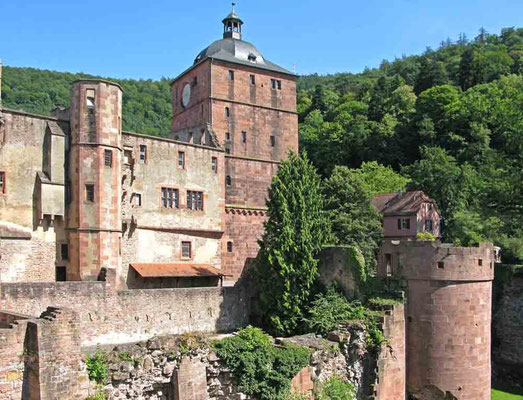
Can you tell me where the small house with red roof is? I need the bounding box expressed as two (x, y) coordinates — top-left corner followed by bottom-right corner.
(371, 190), (441, 239)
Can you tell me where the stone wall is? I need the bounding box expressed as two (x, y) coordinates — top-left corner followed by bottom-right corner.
(492, 264), (523, 388)
(317, 246), (360, 298)
(0, 282), (249, 347)
(222, 207), (266, 280)
(0, 308), (89, 400)
(374, 304), (406, 400)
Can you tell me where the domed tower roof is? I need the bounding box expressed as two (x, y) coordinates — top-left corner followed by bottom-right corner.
(193, 3), (294, 76)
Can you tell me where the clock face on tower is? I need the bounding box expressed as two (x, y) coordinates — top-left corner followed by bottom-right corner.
(182, 83), (191, 108)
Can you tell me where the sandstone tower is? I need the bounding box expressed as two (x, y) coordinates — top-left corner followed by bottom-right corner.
(378, 240), (494, 400)
(68, 80), (123, 282)
(169, 6), (298, 279)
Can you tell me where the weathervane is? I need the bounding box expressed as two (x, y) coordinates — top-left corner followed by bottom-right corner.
(232, 2), (236, 12)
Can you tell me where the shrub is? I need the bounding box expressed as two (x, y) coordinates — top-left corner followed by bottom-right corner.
(85, 351), (108, 385)
(212, 326), (310, 400)
(85, 394), (106, 400)
(317, 376), (356, 400)
(118, 351), (132, 362)
(303, 288), (365, 334)
(303, 289), (386, 349)
(416, 232), (436, 241)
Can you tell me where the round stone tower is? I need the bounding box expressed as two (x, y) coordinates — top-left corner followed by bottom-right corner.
(378, 240), (494, 400)
(68, 80), (123, 284)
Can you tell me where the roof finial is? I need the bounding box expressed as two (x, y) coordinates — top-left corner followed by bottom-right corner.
(232, 1), (236, 12)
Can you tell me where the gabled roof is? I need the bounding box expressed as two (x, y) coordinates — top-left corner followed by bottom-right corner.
(371, 191), (438, 216)
(130, 263), (226, 278)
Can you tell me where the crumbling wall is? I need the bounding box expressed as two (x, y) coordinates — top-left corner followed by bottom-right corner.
(0, 282), (249, 347)
(0, 308), (89, 400)
(374, 303), (406, 400)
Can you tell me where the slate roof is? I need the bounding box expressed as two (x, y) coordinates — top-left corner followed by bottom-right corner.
(194, 38), (294, 76)
(130, 263), (226, 278)
(371, 191), (438, 216)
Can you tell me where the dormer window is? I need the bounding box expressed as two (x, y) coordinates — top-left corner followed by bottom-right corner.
(248, 53), (257, 62)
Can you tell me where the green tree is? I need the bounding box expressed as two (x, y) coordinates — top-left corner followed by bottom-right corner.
(256, 152), (331, 336)
(323, 166), (383, 273)
(348, 161), (410, 196)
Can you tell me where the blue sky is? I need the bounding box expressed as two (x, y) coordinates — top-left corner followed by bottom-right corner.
(1, 0), (522, 79)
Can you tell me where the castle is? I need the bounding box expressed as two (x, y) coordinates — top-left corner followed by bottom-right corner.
(0, 6), (297, 288)
(0, 6), (494, 400)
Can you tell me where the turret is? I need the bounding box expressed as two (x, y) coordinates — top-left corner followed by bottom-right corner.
(67, 80), (123, 284)
(222, 3), (243, 40)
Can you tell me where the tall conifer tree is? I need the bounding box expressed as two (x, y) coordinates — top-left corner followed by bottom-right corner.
(256, 151), (330, 336)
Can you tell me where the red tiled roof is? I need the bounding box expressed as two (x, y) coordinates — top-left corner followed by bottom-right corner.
(371, 193), (397, 213)
(371, 191), (437, 216)
(130, 263), (226, 278)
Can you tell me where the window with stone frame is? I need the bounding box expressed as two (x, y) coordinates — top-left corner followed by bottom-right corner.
(250, 75), (256, 85)
(241, 131), (247, 143)
(134, 193), (142, 207)
(0, 171), (5, 194)
(86, 184), (95, 202)
(211, 157), (218, 173)
(229, 70), (235, 81)
(227, 241), (233, 252)
(178, 151), (185, 169)
(104, 149), (113, 167)
(161, 188), (179, 209)
(225, 107), (230, 117)
(139, 145), (147, 163)
(270, 135), (276, 147)
(181, 241), (192, 259)
(186, 191), (203, 210)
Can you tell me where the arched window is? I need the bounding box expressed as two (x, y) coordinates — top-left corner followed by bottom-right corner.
(226, 176), (232, 186)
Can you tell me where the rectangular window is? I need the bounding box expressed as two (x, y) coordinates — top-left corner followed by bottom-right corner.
(250, 75), (255, 85)
(270, 135), (276, 147)
(61, 244), (69, 261)
(271, 79), (276, 89)
(425, 219), (433, 232)
(227, 241), (233, 252)
(186, 191), (204, 210)
(241, 131), (247, 143)
(225, 132), (231, 141)
(181, 241), (192, 259)
(178, 151), (185, 169)
(229, 70), (234, 81)
(277, 80), (282, 90)
(161, 188), (179, 209)
(86, 184), (95, 202)
(139, 145), (147, 164)
(211, 157), (218, 173)
(86, 89), (95, 108)
(104, 149), (113, 167)
(134, 193), (142, 206)
(397, 218), (411, 230)
(225, 147), (230, 154)
(225, 107), (230, 117)
(192, 76), (198, 86)
(0, 171), (5, 194)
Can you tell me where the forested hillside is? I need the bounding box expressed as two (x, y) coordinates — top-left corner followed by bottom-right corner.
(1, 27), (522, 262)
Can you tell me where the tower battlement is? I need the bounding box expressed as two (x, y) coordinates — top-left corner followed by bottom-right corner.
(378, 240), (494, 282)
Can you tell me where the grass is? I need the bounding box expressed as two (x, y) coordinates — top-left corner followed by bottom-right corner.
(492, 388), (523, 400)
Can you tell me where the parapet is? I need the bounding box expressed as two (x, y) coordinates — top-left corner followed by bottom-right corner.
(378, 240), (494, 282)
